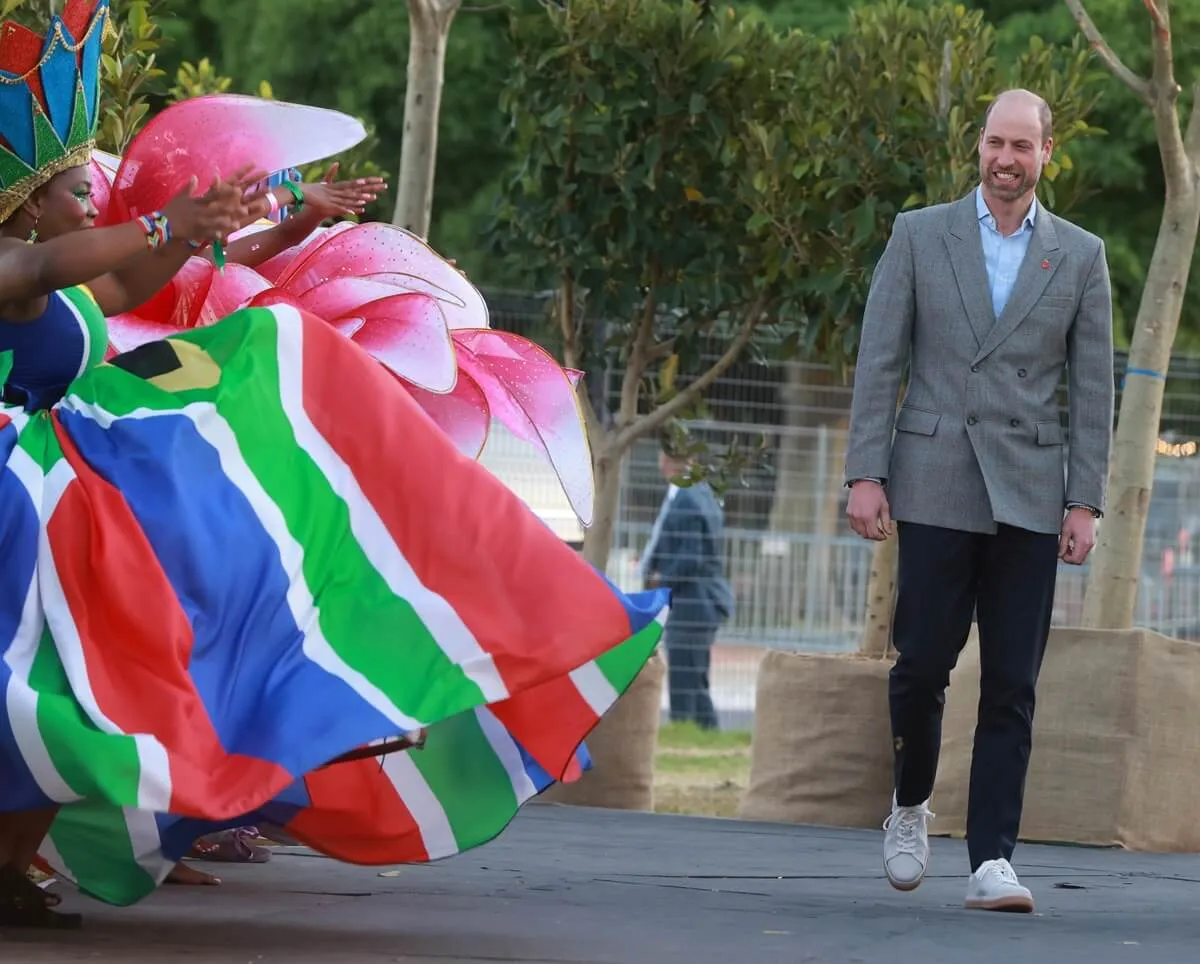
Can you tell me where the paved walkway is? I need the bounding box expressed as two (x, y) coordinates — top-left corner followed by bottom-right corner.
(4, 804), (1198, 962)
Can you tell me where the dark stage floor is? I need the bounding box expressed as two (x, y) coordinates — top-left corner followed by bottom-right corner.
(4, 803), (1198, 962)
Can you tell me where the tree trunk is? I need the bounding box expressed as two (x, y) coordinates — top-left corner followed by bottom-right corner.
(582, 435), (622, 572)
(1082, 189), (1200, 628)
(393, 0), (459, 237)
(859, 535), (899, 658)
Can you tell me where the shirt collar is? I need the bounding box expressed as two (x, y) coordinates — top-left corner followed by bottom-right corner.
(975, 184), (1038, 233)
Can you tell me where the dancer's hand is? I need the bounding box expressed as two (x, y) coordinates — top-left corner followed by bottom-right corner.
(1058, 507), (1097, 565)
(295, 163), (387, 220)
(163, 165), (269, 245)
(846, 480), (892, 541)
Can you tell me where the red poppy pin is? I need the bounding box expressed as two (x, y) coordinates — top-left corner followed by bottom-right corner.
(1041, 259), (1050, 269)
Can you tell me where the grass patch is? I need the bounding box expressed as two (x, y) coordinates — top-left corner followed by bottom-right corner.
(657, 721), (752, 751)
(653, 722), (753, 819)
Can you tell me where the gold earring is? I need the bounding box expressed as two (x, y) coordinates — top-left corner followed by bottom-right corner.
(26, 218), (38, 244)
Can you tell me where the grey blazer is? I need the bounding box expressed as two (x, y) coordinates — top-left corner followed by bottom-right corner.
(844, 190), (1114, 535)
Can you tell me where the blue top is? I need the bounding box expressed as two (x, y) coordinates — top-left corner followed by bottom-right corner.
(975, 185), (1039, 319)
(0, 286), (109, 410)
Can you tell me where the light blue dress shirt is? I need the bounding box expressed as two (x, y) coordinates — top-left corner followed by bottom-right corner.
(975, 185), (1038, 318)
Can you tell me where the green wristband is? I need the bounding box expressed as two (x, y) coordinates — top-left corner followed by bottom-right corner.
(281, 180), (305, 211)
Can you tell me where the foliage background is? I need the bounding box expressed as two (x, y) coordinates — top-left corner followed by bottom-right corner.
(4, 0), (1191, 347)
(138, 0), (1194, 350)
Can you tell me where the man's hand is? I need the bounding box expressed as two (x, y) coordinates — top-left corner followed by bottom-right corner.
(846, 480), (893, 541)
(1059, 507), (1097, 565)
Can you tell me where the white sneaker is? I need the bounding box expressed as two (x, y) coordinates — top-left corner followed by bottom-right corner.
(964, 858), (1035, 913)
(882, 797), (933, 891)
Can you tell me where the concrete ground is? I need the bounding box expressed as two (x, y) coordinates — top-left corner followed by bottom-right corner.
(3, 804), (1198, 963)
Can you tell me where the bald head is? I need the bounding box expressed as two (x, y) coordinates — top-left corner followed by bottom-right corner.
(984, 89), (1053, 144)
(977, 88), (1054, 210)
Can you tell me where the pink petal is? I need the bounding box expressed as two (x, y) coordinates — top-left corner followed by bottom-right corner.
(204, 264), (273, 316)
(351, 294), (457, 393)
(267, 222), (356, 289)
(247, 290), (305, 311)
(118, 257), (217, 334)
(452, 330), (594, 526)
(297, 277), (402, 318)
(100, 96), (367, 223)
(273, 223), (488, 330)
(402, 369), (490, 460)
(254, 225), (328, 283)
(106, 315), (186, 354)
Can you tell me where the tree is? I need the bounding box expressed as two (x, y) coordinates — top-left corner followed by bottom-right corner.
(1065, 0), (1200, 628)
(492, 0), (1101, 581)
(394, 0), (461, 236)
(155, 0), (523, 282)
(494, 0), (822, 569)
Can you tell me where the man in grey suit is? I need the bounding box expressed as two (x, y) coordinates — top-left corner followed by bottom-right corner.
(641, 439), (735, 729)
(844, 89), (1114, 913)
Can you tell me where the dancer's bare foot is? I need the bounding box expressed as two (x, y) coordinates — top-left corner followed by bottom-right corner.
(165, 861), (221, 886)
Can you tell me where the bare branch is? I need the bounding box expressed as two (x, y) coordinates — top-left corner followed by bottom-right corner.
(1144, 0), (1177, 96)
(611, 300), (766, 453)
(1143, 0), (1169, 38)
(616, 267), (661, 424)
(646, 337), (679, 362)
(557, 278), (582, 371)
(1062, 0), (1152, 104)
(937, 39), (952, 121)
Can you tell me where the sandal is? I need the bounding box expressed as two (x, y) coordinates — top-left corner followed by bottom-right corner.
(0, 864), (81, 929)
(188, 827), (271, 864)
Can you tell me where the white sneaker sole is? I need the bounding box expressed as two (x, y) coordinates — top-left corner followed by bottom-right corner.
(885, 866), (926, 892)
(965, 894), (1035, 913)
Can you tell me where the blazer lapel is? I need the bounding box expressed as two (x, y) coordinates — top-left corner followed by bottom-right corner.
(944, 193), (995, 348)
(973, 204), (1062, 363)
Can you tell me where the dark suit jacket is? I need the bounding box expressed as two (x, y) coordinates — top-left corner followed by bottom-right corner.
(647, 482), (735, 633)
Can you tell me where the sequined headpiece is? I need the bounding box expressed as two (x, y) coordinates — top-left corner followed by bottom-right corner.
(0, 0), (108, 223)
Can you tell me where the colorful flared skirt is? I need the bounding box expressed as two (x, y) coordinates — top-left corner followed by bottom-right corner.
(0, 303), (665, 906)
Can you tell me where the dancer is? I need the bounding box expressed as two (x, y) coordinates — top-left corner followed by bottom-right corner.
(844, 88), (1113, 913)
(0, 0), (665, 925)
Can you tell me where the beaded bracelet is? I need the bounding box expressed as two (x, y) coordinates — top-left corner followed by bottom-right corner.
(137, 212), (171, 249)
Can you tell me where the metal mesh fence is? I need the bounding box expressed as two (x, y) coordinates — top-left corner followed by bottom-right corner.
(478, 289), (1200, 739)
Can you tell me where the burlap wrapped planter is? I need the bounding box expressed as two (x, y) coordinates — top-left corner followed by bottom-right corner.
(931, 627), (1200, 852)
(739, 651), (894, 829)
(540, 652), (666, 811)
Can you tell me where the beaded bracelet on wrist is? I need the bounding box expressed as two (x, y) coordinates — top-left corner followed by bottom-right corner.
(136, 212), (171, 249)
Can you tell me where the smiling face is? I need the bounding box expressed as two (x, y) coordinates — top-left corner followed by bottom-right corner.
(26, 165), (99, 240)
(978, 92), (1053, 206)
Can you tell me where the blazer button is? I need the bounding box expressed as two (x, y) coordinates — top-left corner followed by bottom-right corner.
(967, 415), (978, 425)
(971, 364), (980, 373)
(1010, 418), (1020, 427)
(1017, 368), (1027, 377)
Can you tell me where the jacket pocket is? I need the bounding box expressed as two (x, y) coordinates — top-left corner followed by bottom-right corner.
(1036, 419), (1064, 445)
(895, 407), (941, 436)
